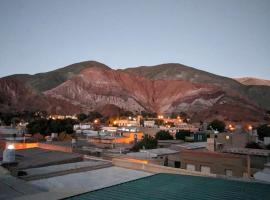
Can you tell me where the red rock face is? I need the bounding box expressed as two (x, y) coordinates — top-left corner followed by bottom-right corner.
(0, 77), (81, 114)
(0, 62), (267, 122)
(43, 67), (265, 121)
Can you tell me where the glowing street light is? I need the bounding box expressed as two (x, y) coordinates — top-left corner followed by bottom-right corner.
(7, 144), (15, 150)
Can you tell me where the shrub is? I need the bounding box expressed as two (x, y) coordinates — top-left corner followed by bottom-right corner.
(175, 130), (191, 140)
(245, 142), (262, 149)
(207, 119), (225, 132)
(155, 130), (173, 140)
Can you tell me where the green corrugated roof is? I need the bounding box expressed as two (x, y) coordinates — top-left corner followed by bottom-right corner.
(64, 173), (270, 200)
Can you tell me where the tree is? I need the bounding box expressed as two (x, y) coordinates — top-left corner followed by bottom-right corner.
(131, 135), (157, 151)
(257, 124), (270, 141)
(87, 111), (103, 122)
(27, 118), (76, 136)
(245, 142), (262, 149)
(155, 130), (173, 140)
(76, 113), (88, 122)
(141, 111), (157, 118)
(170, 112), (189, 122)
(155, 119), (164, 126)
(119, 110), (134, 118)
(175, 130), (191, 140)
(207, 119), (225, 132)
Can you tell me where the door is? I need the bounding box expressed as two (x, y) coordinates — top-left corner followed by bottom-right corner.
(186, 164), (196, 171)
(225, 169), (233, 176)
(201, 166), (211, 174)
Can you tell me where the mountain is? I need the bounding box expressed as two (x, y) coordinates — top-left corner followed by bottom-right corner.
(234, 77), (270, 86)
(0, 61), (269, 122)
(7, 61), (110, 92)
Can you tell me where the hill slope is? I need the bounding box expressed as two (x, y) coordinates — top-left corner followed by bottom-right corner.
(235, 77), (270, 86)
(0, 61), (269, 122)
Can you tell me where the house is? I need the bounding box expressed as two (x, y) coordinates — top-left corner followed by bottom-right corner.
(223, 148), (270, 173)
(143, 120), (156, 128)
(213, 132), (258, 149)
(114, 119), (139, 127)
(127, 148), (179, 165)
(88, 132), (143, 146)
(168, 150), (248, 177)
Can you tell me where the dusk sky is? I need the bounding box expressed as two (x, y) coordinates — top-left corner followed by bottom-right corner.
(0, 0), (269, 79)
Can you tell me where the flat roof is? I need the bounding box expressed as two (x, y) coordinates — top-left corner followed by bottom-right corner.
(176, 142), (207, 150)
(13, 148), (83, 170)
(64, 173), (270, 200)
(224, 148), (270, 156)
(29, 166), (151, 196)
(141, 148), (179, 155)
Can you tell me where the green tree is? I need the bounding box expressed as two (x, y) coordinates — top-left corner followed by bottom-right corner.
(257, 124), (270, 141)
(175, 130), (191, 140)
(155, 130), (173, 140)
(207, 119), (225, 132)
(155, 119), (164, 126)
(76, 113), (88, 122)
(141, 111), (157, 118)
(131, 135), (157, 151)
(245, 142), (262, 149)
(87, 111), (103, 122)
(27, 118), (76, 136)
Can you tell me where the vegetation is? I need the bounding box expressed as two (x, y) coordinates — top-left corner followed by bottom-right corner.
(119, 110), (134, 118)
(175, 130), (191, 140)
(155, 130), (173, 140)
(170, 112), (189, 122)
(257, 124), (270, 141)
(76, 113), (88, 121)
(131, 135), (157, 152)
(76, 111), (103, 122)
(27, 118), (77, 136)
(0, 111), (46, 126)
(141, 111), (157, 119)
(165, 121), (175, 127)
(207, 119), (225, 132)
(245, 142), (262, 149)
(154, 119), (165, 126)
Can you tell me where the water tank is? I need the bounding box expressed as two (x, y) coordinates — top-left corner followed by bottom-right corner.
(2, 144), (15, 163)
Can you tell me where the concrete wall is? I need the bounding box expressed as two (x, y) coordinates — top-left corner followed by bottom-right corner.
(216, 133), (257, 149)
(112, 158), (216, 177)
(168, 151), (248, 177)
(38, 143), (72, 153)
(0, 142), (72, 153)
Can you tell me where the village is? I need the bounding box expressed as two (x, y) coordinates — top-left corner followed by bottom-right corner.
(1, 110), (270, 199)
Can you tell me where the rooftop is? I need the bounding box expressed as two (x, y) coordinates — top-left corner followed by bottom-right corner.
(65, 173), (270, 200)
(175, 142), (207, 150)
(224, 148), (270, 156)
(11, 148), (83, 170)
(140, 148), (179, 155)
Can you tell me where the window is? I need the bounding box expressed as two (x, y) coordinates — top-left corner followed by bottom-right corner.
(186, 164), (196, 171)
(225, 169), (233, 176)
(174, 161), (181, 168)
(200, 166), (211, 174)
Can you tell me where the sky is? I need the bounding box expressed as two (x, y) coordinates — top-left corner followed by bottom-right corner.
(0, 0), (270, 79)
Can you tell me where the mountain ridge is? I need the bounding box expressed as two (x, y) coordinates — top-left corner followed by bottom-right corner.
(0, 60), (269, 122)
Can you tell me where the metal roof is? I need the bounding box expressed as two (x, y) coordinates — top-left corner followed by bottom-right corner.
(64, 173), (270, 200)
